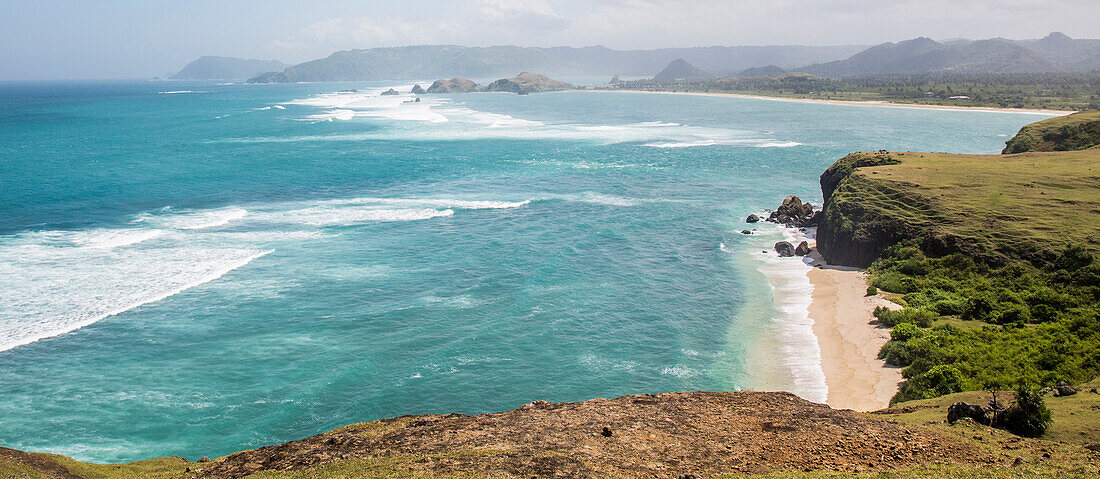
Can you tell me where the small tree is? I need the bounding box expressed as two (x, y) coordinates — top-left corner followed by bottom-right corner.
(994, 384), (1053, 438)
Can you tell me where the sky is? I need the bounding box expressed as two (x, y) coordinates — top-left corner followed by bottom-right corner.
(2, 0), (1099, 80)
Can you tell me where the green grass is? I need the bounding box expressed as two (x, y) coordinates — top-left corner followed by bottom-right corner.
(847, 149), (1100, 265)
(1003, 110), (1100, 153)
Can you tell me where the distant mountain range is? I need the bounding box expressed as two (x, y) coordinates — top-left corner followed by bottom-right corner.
(237, 44), (866, 83)
(173, 32), (1100, 84)
(170, 56), (286, 80)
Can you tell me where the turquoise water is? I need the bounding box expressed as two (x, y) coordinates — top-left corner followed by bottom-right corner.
(0, 80), (1048, 462)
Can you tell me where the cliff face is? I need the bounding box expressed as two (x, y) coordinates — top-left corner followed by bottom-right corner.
(816, 151), (910, 267)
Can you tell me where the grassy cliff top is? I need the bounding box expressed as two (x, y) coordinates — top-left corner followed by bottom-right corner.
(1003, 109), (1100, 153)
(831, 149), (1100, 266)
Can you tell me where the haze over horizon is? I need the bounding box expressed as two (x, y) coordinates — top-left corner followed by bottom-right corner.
(2, 0), (1099, 80)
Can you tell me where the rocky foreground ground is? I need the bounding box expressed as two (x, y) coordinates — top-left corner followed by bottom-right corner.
(193, 391), (981, 478)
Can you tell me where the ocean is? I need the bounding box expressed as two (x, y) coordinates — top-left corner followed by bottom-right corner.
(0, 80), (1047, 462)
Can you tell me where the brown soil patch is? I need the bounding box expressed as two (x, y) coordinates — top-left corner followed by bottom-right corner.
(198, 391), (990, 478)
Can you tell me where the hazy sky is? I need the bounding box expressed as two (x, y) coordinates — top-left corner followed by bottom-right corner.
(2, 0), (1098, 80)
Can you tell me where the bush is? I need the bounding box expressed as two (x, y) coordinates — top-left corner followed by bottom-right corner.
(866, 285), (878, 296)
(874, 307), (937, 327)
(879, 341), (911, 366)
(993, 385), (1053, 438)
(893, 364), (966, 403)
(962, 291), (997, 322)
(891, 322), (925, 342)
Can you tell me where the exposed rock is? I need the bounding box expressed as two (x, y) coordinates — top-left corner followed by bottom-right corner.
(746, 214), (760, 223)
(1054, 381), (1078, 397)
(426, 78), (479, 93)
(411, 84), (426, 94)
(795, 241), (811, 256)
(766, 196), (818, 227)
(197, 391), (983, 478)
(380, 88), (400, 96)
(741, 230), (752, 235)
(947, 402), (990, 425)
(198, 456), (211, 463)
(774, 241), (795, 257)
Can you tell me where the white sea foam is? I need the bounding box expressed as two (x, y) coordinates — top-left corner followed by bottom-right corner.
(272, 105), (286, 110)
(0, 231), (271, 351)
(134, 206), (247, 230)
(643, 139), (802, 148)
(158, 90), (194, 94)
(751, 223), (828, 403)
(258, 207), (455, 226)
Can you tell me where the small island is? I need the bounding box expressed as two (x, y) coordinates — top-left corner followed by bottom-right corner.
(426, 73), (574, 94)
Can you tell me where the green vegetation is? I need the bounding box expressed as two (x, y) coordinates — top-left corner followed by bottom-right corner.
(1003, 110), (1100, 153)
(612, 72), (1100, 111)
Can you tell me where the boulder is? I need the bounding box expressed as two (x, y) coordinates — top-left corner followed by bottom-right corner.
(380, 88), (400, 96)
(767, 195), (818, 227)
(746, 214), (760, 223)
(411, 84), (426, 94)
(774, 241), (795, 257)
(794, 241), (811, 256)
(1054, 381), (1078, 397)
(947, 402), (989, 425)
(741, 230), (752, 235)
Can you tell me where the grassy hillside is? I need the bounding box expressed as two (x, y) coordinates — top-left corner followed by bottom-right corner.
(818, 149), (1100, 267)
(1003, 109), (1100, 153)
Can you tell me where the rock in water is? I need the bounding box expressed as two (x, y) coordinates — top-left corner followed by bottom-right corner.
(741, 230), (752, 235)
(795, 241), (811, 256)
(774, 241), (795, 257)
(380, 88), (400, 96)
(767, 195), (818, 227)
(947, 402), (990, 425)
(411, 84), (426, 94)
(746, 214), (760, 223)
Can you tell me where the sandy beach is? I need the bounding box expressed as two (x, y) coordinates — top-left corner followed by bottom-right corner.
(601, 89), (1075, 116)
(805, 252), (902, 411)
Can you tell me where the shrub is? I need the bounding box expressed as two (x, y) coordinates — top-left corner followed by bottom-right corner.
(893, 364), (966, 403)
(866, 285), (878, 296)
(962, 291), (997, 322)
(993, 385), (1053, 438)
(874, 307), (937, 327)
(891, 322), (925, 342)
(872, 271), (912, 293)
(879, 341), (911, 366)
(932, 298), (965, 316)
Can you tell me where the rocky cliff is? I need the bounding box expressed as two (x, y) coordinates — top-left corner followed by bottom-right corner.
(481, 72), (574, 93)
(1002, 109), (1100, 153)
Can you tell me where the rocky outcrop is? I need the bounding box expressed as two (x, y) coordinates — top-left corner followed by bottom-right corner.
(795, 241), (811, 256)
(1002, 110), (1100, 153)
(774, 241), (795, 257)
(481, 72), (574, 94)
(766, 196), (818, 227)
(947, 402), (990, 425)
(411, 84), (426, 94)
(746, 214), (760, 223)
(426, 78), (479, 93)
(380, 88), (400, 96)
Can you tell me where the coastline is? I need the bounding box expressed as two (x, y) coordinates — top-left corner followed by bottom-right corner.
(805, 250), (902, 411)
(595, 89), (1075, 116)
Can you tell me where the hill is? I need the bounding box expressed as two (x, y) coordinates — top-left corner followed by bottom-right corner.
(800, 37), (1056, 77)
(1002, 109), (1100, 153)
(652, 58), (712, 82)
(737, 64), (787, 77)
(169, 56), (285, 80)
(242, 44), (866, 83)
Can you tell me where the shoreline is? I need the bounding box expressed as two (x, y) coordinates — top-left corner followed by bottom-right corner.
(594, 89), (1075, 116)
(804, 250), (902, 411)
